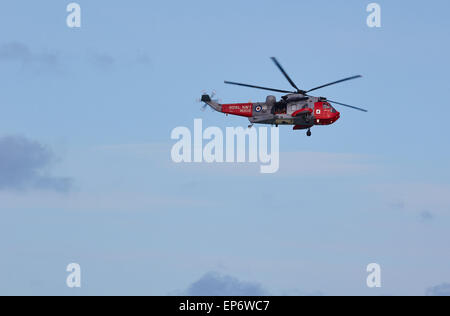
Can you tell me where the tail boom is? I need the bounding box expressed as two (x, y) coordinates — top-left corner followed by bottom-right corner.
(201, 94), (254, 117)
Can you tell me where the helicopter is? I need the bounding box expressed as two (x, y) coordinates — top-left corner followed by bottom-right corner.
(201, 57), (367, 136)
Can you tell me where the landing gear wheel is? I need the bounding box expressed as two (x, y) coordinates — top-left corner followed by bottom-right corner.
(306, 129), (312, 137)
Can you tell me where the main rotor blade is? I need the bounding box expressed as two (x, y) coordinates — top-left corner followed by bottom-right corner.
(306, 75), (362, 93)
(270, 57), (301, 92)
(224, 81), (295, 94)
(327, 99), (368, 112)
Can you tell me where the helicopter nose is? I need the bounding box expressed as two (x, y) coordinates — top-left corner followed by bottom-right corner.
(332, 110), (340, 123)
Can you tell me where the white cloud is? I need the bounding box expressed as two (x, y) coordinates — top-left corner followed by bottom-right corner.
(96, 143), (375, 177)
(277, 152), (376, 176)
(0, 190), (210, 212)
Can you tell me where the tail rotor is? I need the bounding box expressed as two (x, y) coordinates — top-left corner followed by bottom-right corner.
(197, 90), (220, 112)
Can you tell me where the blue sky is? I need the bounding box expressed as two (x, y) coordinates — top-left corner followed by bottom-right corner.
(0, 0), (450, 295)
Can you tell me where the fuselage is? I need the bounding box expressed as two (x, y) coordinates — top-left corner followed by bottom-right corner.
(203, 93), (340, 130)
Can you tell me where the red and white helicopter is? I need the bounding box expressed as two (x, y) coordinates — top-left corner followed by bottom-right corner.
(201, 57), (367, 136)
